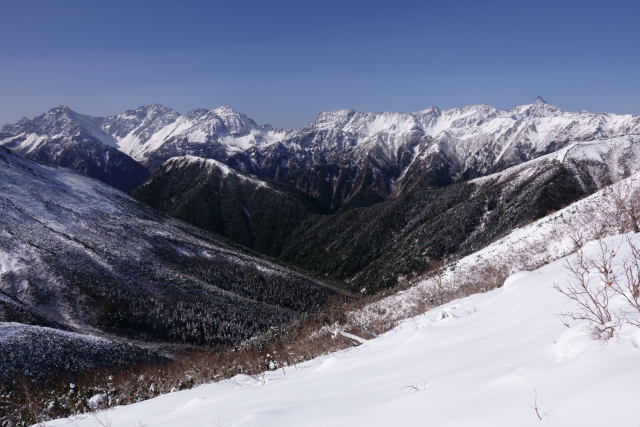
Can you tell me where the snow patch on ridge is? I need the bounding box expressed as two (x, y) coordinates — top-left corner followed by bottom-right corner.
(164, 155), (279, 192)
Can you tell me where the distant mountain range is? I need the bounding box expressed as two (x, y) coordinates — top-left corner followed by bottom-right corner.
(2, 99), (640, 384)
(3, 98), (639, 200)
(3, 99), (640, 293)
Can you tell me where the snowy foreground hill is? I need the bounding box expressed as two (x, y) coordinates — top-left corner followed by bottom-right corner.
(48, 233), (640, 427)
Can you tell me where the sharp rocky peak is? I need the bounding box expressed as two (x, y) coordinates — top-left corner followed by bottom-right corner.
(132, 104), (177, 116)
(50, 104), (73, 113)
(41, 105), (82, 121)
(24, 105), (104, 135)
(308, 109), (356, 129)
(184, 108), (211, 118)
(416, 106), (442, 116)
(211, 105), (240, 116)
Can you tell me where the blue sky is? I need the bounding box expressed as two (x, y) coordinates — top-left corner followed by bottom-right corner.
(1, 0), (639, 128)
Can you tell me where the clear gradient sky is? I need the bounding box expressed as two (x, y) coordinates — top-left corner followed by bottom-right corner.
(1, 0), (639, 128)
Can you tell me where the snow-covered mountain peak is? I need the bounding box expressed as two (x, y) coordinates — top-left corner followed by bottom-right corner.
(41, 104), (80, 122)
(49, 104), (73, 114)
(184, 108), (211, 119)
(210, 106), (261, 135)
(107, 105), (290, 164)
(100, 105), (181, 158)
(307, 109), (422, 138)
(346, 111), (422, 137)
(106, 104), (179, 132)
(133, 103), (177, 118)
(210, 105), (239, 116)
(512, 97), (563, 118)
(416, 105), (441, 115)
(308, 109), (356, 130)
(3, 100), (640, 194)
(0, 104), (117, 148)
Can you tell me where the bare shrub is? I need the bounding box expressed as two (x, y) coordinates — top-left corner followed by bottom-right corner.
(554, 241), (619, 339)
(610, 237), (640, 327)
(556, 179), (640, 339)
(564, 179), (640, 250)
(565, 207), (610, 250)
(526, 388), (547, 422)
(555, 237), (640, 338)
(429, 259), (452, 306)
(455, 262), (509, 298)
(606, 181), (640, 234)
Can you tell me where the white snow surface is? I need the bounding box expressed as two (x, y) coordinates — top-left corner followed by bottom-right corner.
(0, 251), (22, 275)
(47, 233), (640, 427)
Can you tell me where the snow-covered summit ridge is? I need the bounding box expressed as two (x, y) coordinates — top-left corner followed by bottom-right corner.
(98, 104), (287, 160)
(0, 104), (290, 163)
(1, 104), (118, 149)
(305, 97), (634, 138)
(282, 98), (640, 171)
(290, 98), (640, 183)
(3, 99), (639, 181)
(162, 155), (275, 190)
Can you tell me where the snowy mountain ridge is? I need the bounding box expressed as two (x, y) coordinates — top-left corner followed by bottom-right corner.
(1, 103), (287, 161)
(163, 155), (277, 191)
(295, 96), (640, 163)
(3, 98), (638, 174)
(2, 99), (639, 210)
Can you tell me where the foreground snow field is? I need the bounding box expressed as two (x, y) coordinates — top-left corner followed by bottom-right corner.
(48, 234), (640, 427)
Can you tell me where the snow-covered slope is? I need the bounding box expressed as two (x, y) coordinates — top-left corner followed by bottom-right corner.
(354, 171), (640, 326)
(0, 323), (155, 383)
(162, 155), (277, 190)
(48, 233), (640, 427)
(0, 146), (336, 349)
